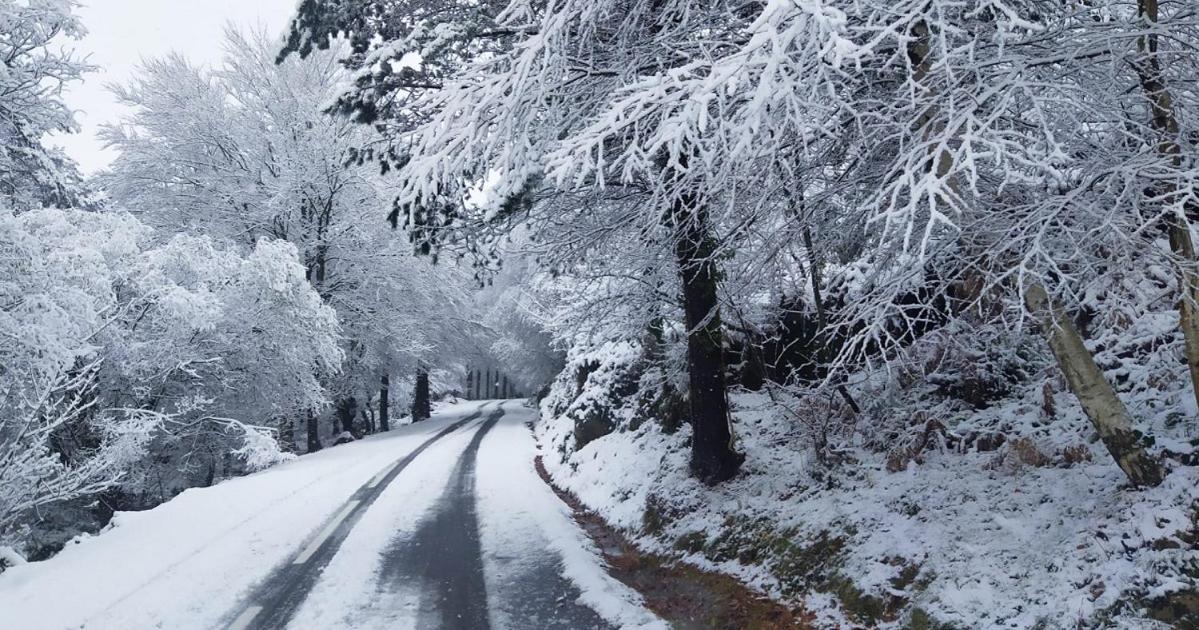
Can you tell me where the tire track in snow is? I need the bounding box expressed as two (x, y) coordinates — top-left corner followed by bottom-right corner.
(83, 410), (477, 627)
(225, 402), (493, 630)
(377, 402), (508, 629)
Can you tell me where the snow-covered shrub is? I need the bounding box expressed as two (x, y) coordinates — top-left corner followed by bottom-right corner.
(541, 341), (643, 452)
(228, 422), (296, 472)
(0, 208), (338, 554)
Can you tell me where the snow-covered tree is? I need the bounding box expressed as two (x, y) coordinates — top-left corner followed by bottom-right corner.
(0, 0), (88, 210)
(282, 0), (1199, 487)
(0, 206), (340, 553)
(104, 27), (483, 448)
(284, 0), (763, 483)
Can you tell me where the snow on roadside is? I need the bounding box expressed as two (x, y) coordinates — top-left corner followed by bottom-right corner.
(476, 403), (668, 630)
(0, 402), (482, 630)
(537, 389), (1199, 628)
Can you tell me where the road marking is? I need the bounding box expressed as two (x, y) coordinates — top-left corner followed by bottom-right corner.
(293, 500), (360, 565)
(366, 462), (397, 489)
(227, 605), (262, 630)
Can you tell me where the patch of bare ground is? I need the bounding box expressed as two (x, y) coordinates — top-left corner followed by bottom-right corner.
(534, 456), (813, 629)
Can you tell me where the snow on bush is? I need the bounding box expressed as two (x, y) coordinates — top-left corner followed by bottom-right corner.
(231, 422), (297, 472)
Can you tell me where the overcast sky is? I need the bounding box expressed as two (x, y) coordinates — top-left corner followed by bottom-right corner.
(52, 0), (300, 174)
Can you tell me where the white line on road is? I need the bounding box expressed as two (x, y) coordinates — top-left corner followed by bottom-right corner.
(227, 605), (262, 630)
(293, 500), (360, 565)
(366, 462), (397, 488)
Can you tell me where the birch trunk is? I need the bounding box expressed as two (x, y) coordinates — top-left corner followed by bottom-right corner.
(1135, 0), (1199, 412)
(1026, 284), (1163, 487)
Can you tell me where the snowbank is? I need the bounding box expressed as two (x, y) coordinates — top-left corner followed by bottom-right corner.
(537, 383), (1199, 628)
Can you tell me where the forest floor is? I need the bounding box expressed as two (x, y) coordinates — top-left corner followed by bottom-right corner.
(0, 400), (661, 629)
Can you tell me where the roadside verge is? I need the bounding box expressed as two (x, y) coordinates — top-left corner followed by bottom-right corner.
(534, 456), (810, 629)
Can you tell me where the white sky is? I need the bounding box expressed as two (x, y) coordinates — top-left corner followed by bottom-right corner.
(52, 0), (301, 174)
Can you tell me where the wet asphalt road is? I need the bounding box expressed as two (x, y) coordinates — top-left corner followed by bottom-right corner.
(227, 404), (491, 630)
(379, 403), (610, 630)
(225, 401), (612, 629)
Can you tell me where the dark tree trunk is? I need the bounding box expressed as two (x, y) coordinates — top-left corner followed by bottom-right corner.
(1134, 0), (1199, 413)
(336, 397), (358, 436)
(672, 194), (743, 485)
(305, 410), (321, 453)
(203, 457), (217, 487)
(379, 374), (391, 432)
(802, 221), (860, 414)
(466, 370), (474, 400)
(412, 368), (431, 421)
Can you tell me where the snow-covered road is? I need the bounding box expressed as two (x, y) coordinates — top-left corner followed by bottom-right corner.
(0, 400), (664, 630)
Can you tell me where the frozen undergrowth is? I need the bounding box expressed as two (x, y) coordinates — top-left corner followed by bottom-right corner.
(536, 359), (1199, 628)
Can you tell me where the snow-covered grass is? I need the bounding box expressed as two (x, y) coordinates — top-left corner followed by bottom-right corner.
(537, 377), (1199, 628)
(0, 401), (481, 630)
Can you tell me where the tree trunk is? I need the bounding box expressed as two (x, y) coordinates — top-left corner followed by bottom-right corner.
(1169, 226), (1199, 407)
(673, 194), (742, 485)
(1026, 284), (1163, 487)
(800, 219), (860, 414)
(412, 368), (431, 422)
(278, 415), (295, 453)
(305, 410), (321, 453)
(1134, 0), (1199, 413)
(203, 457), (217, 487)
(336, 397), (357, 436)
(379, 374), (390, 432)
